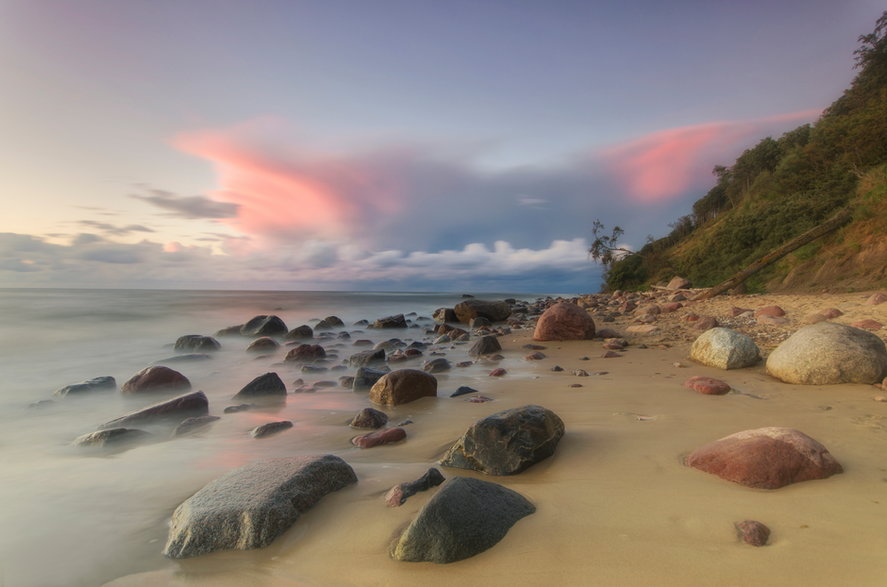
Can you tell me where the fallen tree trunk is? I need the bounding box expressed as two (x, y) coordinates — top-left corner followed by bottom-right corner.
(694, 208), (852, 300)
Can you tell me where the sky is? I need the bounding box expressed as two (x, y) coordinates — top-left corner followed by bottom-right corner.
(0, 0), (882, 293)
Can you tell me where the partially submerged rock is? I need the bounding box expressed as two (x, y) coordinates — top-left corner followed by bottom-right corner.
(441, 404), (565, 475)
(240, 315), (288, 337)
(453, 299), (511, 324)
(352, 366), (389, 391)
(373, 314), (407, 328)
(351, 427), (406, 448)
(350, 407), (388, 429)
(163, 455), (357, 558)
(689, 327), (760, 370)
(74, 427), (151, 448)
(370, 369), (438, 406)
(385, 468), (445, 507)
(232, 372), (287, 400)
(173, 416), (220, 437)
(533, 302), (595, 341)
(390, 477), (535, 563)
(469, 335), (502, 357)
(54, 376), (116, 397)
(100, 391), (209, 429)
(250, 420), (293, 438)
(174, 335), (221, 352)
(121, 366), (191, 394)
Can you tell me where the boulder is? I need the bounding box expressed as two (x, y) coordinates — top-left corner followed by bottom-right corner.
(766, 322), (887, 384)
(423, 358), (451, 373)
(121, 366), (191, 394)
(352, 366), (390, 391)
(350, 407), (389, 429)
(441, 405), (564, 475)
(163, 455), (357, 558)
(373, 314), (407, 328)
(54, 376), (116, 397)
(100, 391), (209, 429)
(432, 307), (458, 323)
(250, 420), (293, 438)
(240, 315), (288, 337)
(232, 372), (287, 400)
(865, 292), (887, 305)
(315, 316), (344, 330)
(285, 344), (326, 362)
(469, 335), (502, 357)
(370, 369), (438, 406)
(347, 348), (386, 368)
(173, 416), (220, 437)
(351, 427), (406, 448)
(285, 325), (314, 340)
(532, 302), (596, 341)
(685, 427), (843, 489)
(453, 299), (512, 324)
(74, 427), (151, 448)
(246, 337), (279, 352)
(390, 477), (535, 563)
(385, 468), (446, 507)
(754, 305), (785, 318)
(689, 328), (761, 370)
(666, 276), (692, 290)
(174, 335), (221, 352)
(684, 376), (731, 395)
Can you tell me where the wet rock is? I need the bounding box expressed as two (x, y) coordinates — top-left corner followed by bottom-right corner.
(174, 335), (221, 352)
(685, 427), (843, 489)
(74, 427), (151, 448)
(352, 366), (390, 391)
(551, 365), (564, 372)
(247, 337), (279, 352)
(285, 325), (314, 340)
(525, 351), (546, 360)
(215, 325), (244, 337)
(373, 314), (407, 328)
(385, 468), (445, 507)
(351, 427), (406, 448)
(690, 327), (761, 370)
(451, 386), (478, 397)
(121, 366), (191, 394)
(232, 372), (287, 400)
(441, 405), (565, 475)
(159, 353), (212, 363)
(522, 343), (546, 350)
(469, 335), (502, 357)
(453, 299), (512, 324)
(173, 416), (220, 437)
(350, 407), (389, 429)
(224, 404), (252, 413)
(390, 477), (535, 563)
(533, 302), (595, 341)
(423, 358), (451, 373)
(101, 391), (209, 429)
(684, 376), (731, 395)
(466, 395), (494, 403)
(601, 351), (621, 358)
(469, 316), (492, 328)
(285, 344), (327, 363)
(735, 520), (771, 546)
(370, 369), (438, 406)
(489, 368), (507, 376)
(250, 420), (293, 438)
(54, 376), (116, 397)
(315, 316), (345, 330)
(347, 348), (386, 368)
(432, 308), (458, 323)
(240, 315), (288, 337)
(766, 322), (887, 384)
(163, 455), (357, 559)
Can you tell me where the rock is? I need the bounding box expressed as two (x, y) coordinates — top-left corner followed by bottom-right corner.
(865, 292), (887, 305)
(54, 376), (116, 397)
(735, 520), (771, 547)
(661, 302), (683, 313)
(285, 325), (314, 340)
(525, 351), (546, 360)
(626, 324), (659, 334)
(240, 315), (288, 337)
(163, 455), (357, 559)
(693, 316), (719, 330)
(819, 307), (844, 319)
(285, 344), (326, 362)
(232, 372), (287, 400)
(757, 314), (789, 326)
(666, 276), (692, 290)
(250, 420), (293, 438)
(755, 305), (786, 318)
(432, 308), (458, 323)
(100, 391), (209, 429)
(469, 316), (492, 328)
(350, 407), (389, 429)
(224, 404), (252, 413)
(352, 366), (390, 391)
(347, 348), (386, 368)
(246, 337), (279, 352)
(441, 405), (565, 475)
(390, 477), (535, 563)
(453, 299), (512, 324)
(451, 386), (478, 397)
(121, 366), (191, 394)
(315, 316), (344, 330)
(533, 302), (595, 341)
(690, 328), (761, 370)
(685, 427), (843, 489)
(466, 395), (494, 403)
(74, 427), (151, 448)
(173, 416), (220, 437)
(370, 369), (437, 406)
(469, 335), (502, 357)
(801, 312), (829, 325)
(174, 335), (221, 352)
(423, 358), (451, 373)
(489, 368), (507, 376)
(684, 376), (731, 395)
(385, 468), (445, 507)
(351, 427), (406, 448)
(851, 319), (883, 330)
(766, 322), (887, 384)
(373, 314), (407, 328)
(215, 325), (244, 337)
(730, 306), (753, 317)
(159, 353), (212, 363)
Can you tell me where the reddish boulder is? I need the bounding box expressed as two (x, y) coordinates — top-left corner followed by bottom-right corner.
(370, 369), (437, 406)
(686, 427), (843, 489)
(755, 305), (786, 318)
(121, 366), (191, 394)
(352, 427), (406, 448)
(533, 302), (596, 341)
(684, 376), (731, 395)
(285, 344), (326, 362)
(851, 319), (883, 331)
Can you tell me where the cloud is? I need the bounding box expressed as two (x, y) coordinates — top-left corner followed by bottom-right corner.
(78, 220), (155, 236)
(131, 188), (239, 219)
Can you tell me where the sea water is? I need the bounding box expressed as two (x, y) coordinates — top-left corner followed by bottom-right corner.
(0, 288), (539, 587)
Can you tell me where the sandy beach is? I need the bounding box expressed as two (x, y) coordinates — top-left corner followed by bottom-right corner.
(98, 290), (887, 587)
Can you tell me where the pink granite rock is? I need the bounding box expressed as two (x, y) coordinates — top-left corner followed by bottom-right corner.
(755, 305), (785, 318)
(851, 319), (883, 331)
(121, 366), (191, 395)
(533, 302), (596, 341)
(684, 376), (731, 395)
(352, 427), (406, 448)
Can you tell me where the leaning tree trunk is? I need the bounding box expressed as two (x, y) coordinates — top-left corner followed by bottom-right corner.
(694, 208), (852, 300)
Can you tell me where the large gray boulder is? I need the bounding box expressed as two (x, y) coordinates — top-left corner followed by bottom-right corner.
(164, 455), (357, 559)
(441, 405), (564, 475)
(453, 299), (511, 324)
(690, 327), (760, 370)
(390, 477), (535, 563)
(100, 391), (208, 429)
(766, 322), (887, 384)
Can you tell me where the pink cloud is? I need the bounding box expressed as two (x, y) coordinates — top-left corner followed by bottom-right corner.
(598, 109), (821, 203)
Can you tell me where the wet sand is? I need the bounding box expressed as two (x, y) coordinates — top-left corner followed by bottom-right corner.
(104, 291), (887, 587)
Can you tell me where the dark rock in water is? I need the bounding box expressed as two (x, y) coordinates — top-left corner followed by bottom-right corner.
(233, 372), (287, 400)
(453, 299), (512, 324)
(250, 420), (293, 438)
(352, 366), (390, 391)
(432, 307), (458, 323)
(373, 314), (407, 328)
(385, 468), (445, 507)
(350, 407), (389, 429)
(247, 337), (279, 352)
(337, 331), (351, 340)
(470, 316), (492, 328)
(347, 348), (386, 368)
(300, 364), (328, 374)
(158, 353), (212, 363)
(173, 416), (220, 437)
(450, 386), (479, 397)
(315, 316), (345, 330)
(685, 427), (843, 489)
(121, 366), (191, 395)
(469, 335), (502, 357)
(285, 344), (326, 363)
(338, 376), (355, 389)
(735, 520), (771, 546)
(100, 391), (209, 429)
(524, 351), (546, 360)
(488, 368), (507, 377)
(370, 369), (438, 406)
(533, 302), (595, 341)
(174, 335), (221, 352)
(224, 404), (252, 414)
(375, 338), (405, 352)
(215, 324), (244, 337)
(28, 399), (55, 409)
(352, 427), (406, 448)
(240, 315), (288, 337)
(74, 427), (151, 448)
(441, 405), (565, 475)
(466, 395), (493, 403)
(390, 476), (535, 563)
(163, 455), (357, 559)
(285, 325), (314, 340)
(551, 365), (564, 372)
(54, 376), (116, 398)
(423, 357), (451, 373)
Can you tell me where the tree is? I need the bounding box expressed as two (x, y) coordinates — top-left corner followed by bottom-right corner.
(588, 220), (634, 267)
